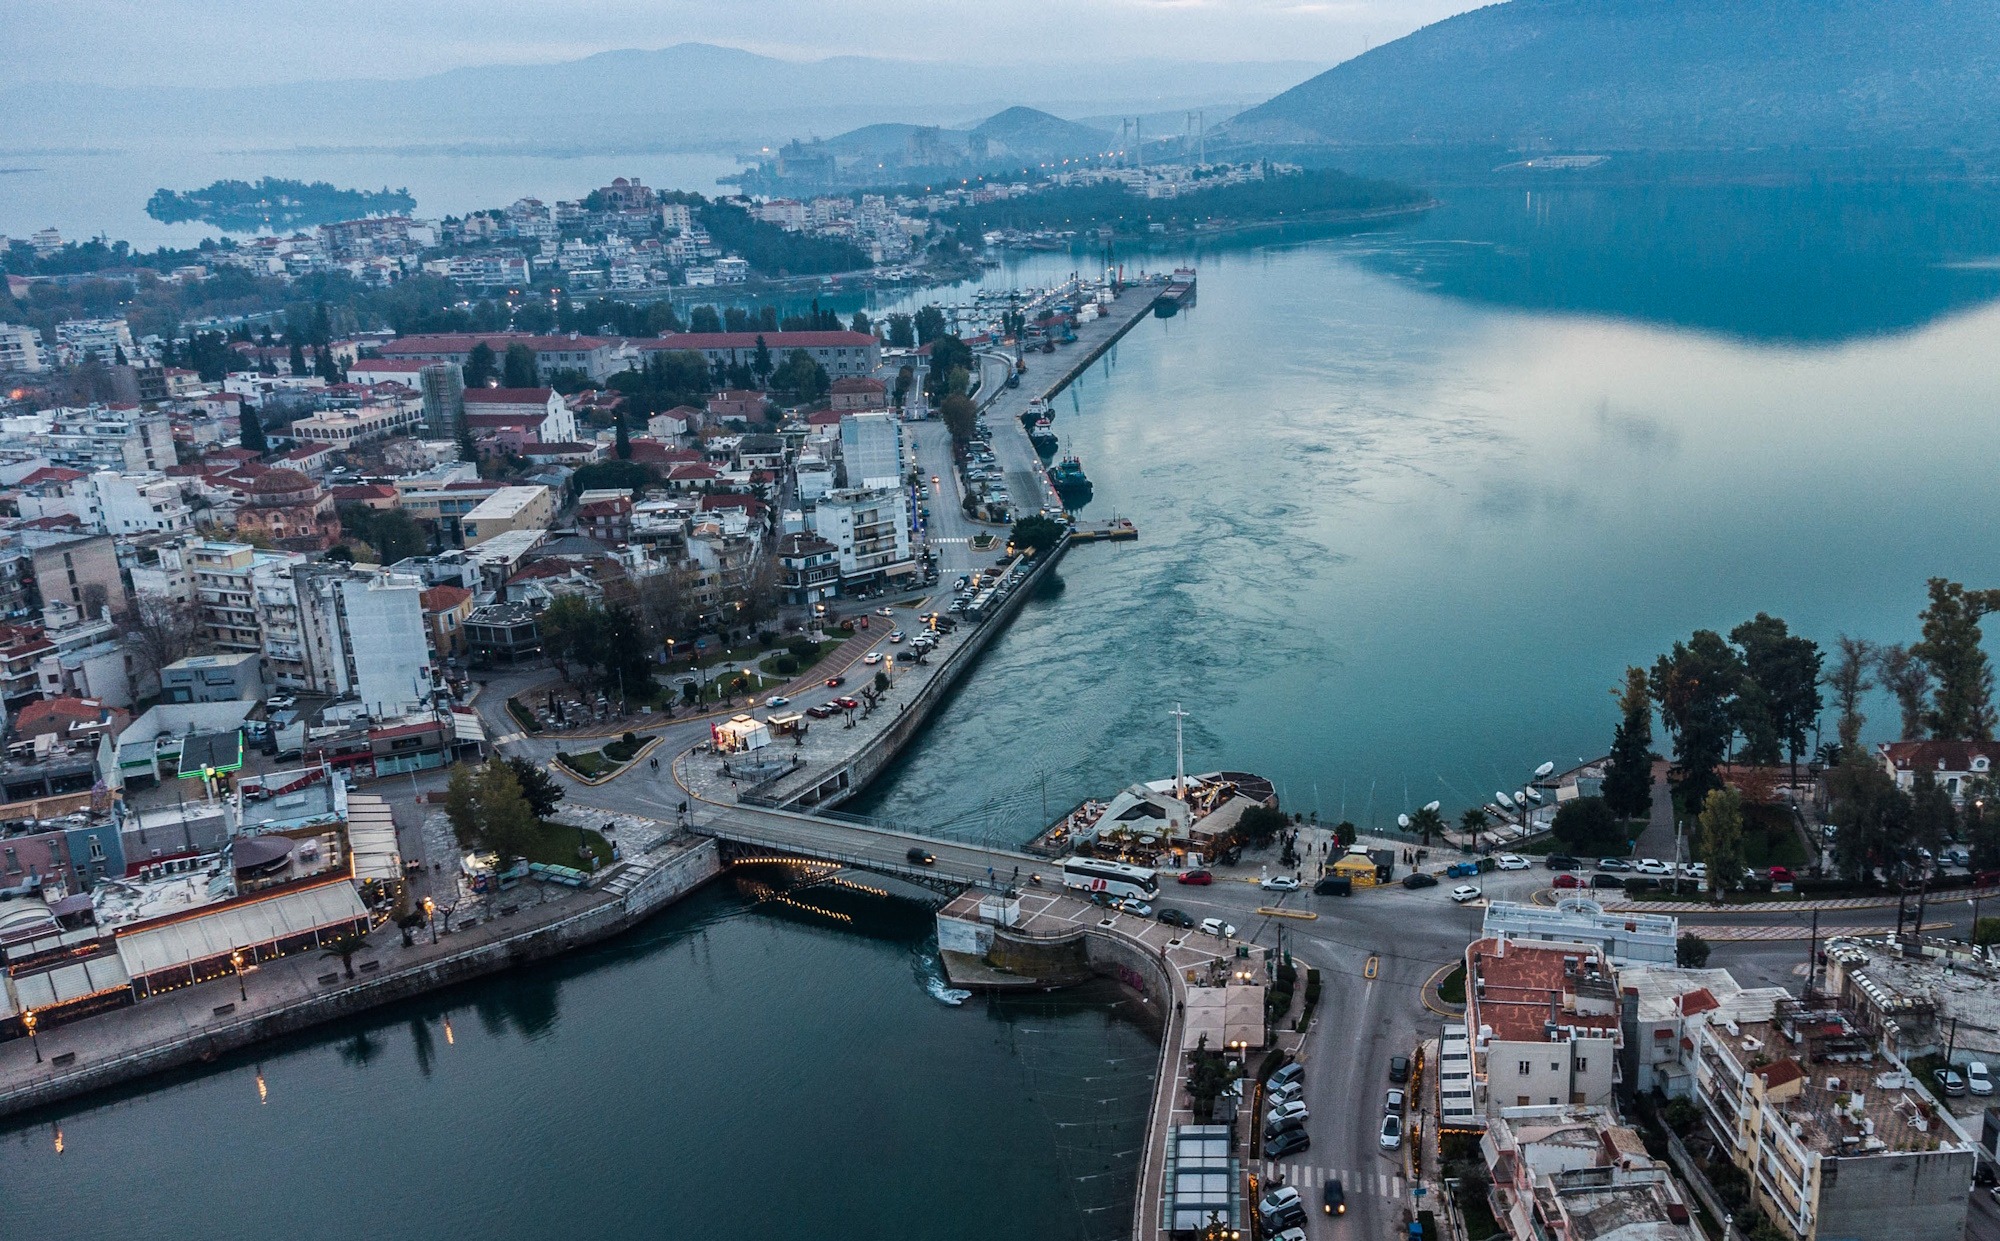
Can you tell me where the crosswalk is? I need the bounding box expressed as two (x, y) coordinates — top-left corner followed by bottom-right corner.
(1253, 1160), (1404, 1201)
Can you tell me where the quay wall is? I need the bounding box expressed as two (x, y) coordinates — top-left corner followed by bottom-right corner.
(1082, 928), (1184, 1241)
(0, 841), (722, 1121)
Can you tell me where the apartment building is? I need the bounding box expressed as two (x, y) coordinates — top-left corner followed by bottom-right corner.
(42, 405), (174, 473)
(839, 411), (903, 489)
(810, 487), (913, 588)
(189, 541), (304, 654)
(1691, 994), (1975, 1241)
(376, 332), (621, 383)
(461, 485), (554, 548)
(1482, 1108), (1701, 1241)
(637, 330), (881, 380)
(290, 402), (425, 447)
(24, 530), (127, 618)
(1463, 937), (1622, 1116)
(0, 322), (47, 372)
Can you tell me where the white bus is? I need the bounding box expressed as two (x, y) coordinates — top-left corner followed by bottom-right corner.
(1061, 857), (1160, 901)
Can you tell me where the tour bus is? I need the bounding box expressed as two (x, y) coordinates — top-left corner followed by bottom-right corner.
(1061, 858), (1160, 902)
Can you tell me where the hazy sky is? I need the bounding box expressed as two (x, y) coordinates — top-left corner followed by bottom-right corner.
(12, 0), (1487, 85)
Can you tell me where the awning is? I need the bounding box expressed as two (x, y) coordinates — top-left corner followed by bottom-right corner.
(115, 882), (368, 979)
(450, 710), (487, 746)
(10, 954), (131, 1011)
(344, 794), (403, 884)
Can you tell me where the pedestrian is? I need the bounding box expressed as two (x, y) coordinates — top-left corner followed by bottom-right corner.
(988, 866), (996, 882)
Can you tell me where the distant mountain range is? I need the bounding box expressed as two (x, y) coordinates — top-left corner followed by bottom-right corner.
(1228, 0), (2000, 152)
(3, 43), (1323, 154)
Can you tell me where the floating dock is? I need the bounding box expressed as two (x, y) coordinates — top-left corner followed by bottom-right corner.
(1071, 518), (1138, 543)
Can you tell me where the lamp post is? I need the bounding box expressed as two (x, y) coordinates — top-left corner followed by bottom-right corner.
(424, 896), (437, 944)
(231, 948), (247, 1002)
(22, 1008), (40, 1063)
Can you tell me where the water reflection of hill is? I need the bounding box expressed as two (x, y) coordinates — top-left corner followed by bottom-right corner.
(1346, 180), (2000, 343)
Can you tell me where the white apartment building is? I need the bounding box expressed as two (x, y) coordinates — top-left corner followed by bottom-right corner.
(42, 405), (174, 473)
(810, 487), (913, 587)
(0, 323), (47, 372)
(85, 471), (193, 537)
(289, 565), (432, 716)
(839, 411), (903, 490)
(1463, 936), (1621, 1117)
(1482, 898), (1680, 966)
(55, 317), (135, 362)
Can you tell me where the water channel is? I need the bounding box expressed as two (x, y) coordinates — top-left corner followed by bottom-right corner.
(9, 177), (2000, 1238)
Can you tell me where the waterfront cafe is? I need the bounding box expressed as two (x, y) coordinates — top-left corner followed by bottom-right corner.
(114, 881), (371, 998)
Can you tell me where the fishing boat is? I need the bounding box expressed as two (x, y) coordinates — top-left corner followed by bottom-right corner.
(1028, 418), (1059, 459)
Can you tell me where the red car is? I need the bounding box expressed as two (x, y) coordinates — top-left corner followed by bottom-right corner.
(825, 676), (845, 688)
(834, 696), (860, 710)
(1178, 870), (1213, 886)
(858, 617), (869, 629)
(1552, 873), (1584, 889)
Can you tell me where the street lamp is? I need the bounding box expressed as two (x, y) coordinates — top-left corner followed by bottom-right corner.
(231, 948), (247, 1002)
(21, 1008), (40, 1063)
(424, 896), (437, 944)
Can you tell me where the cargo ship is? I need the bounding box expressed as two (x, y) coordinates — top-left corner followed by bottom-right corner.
(1153, 266), (1197, 318)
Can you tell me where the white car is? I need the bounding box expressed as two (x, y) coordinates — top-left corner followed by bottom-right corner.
(1634, 858), (1671, 875)
(1267, 1080), (1304, 1105)
(1260, 875), (1302, 891)
(863, 652), (883, 665)
(1379, 1113), (1403, 1150)
(1116, 898), (1153, 917)
(877, 607), (895, 617)
(1968, 1062), (1993, 1096)
(1450, 885), (1483, 904)
(889, 630), (905, 643)
(1200, 917), (1236, 939)
(1496, 854), (1529, 871)
(1266, 1100), (1309, 1127)
(766, 695), (790, 707)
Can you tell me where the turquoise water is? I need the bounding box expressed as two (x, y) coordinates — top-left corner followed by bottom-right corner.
(856, 183), (2000, 842)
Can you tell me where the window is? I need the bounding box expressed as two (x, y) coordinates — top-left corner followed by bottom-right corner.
(1552, 1062), (1561, 1072)
(1517, 1061), (1531, 1075)
(1577, 1057), (1588, 1072)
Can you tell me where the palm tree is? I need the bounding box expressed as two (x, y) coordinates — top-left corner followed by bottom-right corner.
(322, 931), (370, 979)
(1409, 806), (1446, 848)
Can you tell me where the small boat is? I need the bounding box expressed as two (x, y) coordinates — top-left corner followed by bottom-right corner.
(1423, 800), (1441, 813)
(1049, 456), (1093, 510)
(1495, 791), (1515, 809)
(1534, 761), (1556, 778)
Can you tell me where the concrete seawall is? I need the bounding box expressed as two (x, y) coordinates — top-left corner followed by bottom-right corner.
(0, 840), (722, 1120)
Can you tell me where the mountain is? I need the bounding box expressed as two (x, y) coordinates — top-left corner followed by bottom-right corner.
(2, 44), (1323, 154)
(1228, 0), (2000, 152)
(968, 108), (1114, 160)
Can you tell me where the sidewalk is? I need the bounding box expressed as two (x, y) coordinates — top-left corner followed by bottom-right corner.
(1604, 884), (2000, 915)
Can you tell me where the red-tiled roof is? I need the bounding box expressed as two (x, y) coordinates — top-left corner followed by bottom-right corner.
(701, 493), (765, 515)
(1463, 937), (1619, 1043)
(1679, 988), (1720, 1017)
(641, 331), (876, 351)
(421, 584), (472, 613)
(348, 358), (429, 371)
(16, 466), (86, 486)
(830, 376), (886, 393)
(668, 463), (720, 481)
(1881, 740), (2000, 772)
(805, 410), (844, 426)
(1754, 1058), (1807, 1089)
(378, 334), (612, 354)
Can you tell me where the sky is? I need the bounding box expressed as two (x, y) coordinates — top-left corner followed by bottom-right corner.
(8, 0), (1487, 86)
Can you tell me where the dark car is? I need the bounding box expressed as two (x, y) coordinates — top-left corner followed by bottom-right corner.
(1590, 873), (1626, 889)
(1314, 875), (1352, 896)
(1388, 1055), (1411, 1084)
(906, 848), (935, 865)
(1403, 872), (1439, 890)
(1178, 870), (1213, 886)
(1264, 1113), (1307, 1141)
(1269, 1062), (1304, 1090)
(1156, 907), (1196, 928)
(1323, 1180), (1346, 1216)
(1546, 855), (1582, 871)
(805, 704), (835, 719)
(1266, 1128), (1311, 1159)
(825, 676), (846, 688)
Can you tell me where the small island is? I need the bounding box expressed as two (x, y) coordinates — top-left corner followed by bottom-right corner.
(146, 176), (416, 231)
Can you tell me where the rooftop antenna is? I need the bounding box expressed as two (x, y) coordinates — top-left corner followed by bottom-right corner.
(1169, 703), (1189, 803)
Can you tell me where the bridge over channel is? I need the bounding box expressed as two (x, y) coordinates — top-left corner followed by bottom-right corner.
(689, 802), (1046, 898)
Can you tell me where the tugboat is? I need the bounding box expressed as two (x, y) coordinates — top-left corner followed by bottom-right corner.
(1049, 455), (1093, 510)
(1028, 417), (1059, 460)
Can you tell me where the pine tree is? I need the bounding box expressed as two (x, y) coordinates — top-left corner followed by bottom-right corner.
(614, 409), (631, 460)
(1602, 665), (1654, 821)
(289, 339), (308, 376)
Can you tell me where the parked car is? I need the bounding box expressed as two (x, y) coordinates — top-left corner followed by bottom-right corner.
(1545, 854), (1582, 870)
(1389, 1055), (1411, 1084)
(1266, 1100), (1309, 1128)
(1266, 1128), (1311, 1160)
(1450, 884), (1484, 904)
(1968, 1062), (1993, 1096)
(1260, 875), (1302, 891)
(1116, 898), (1153, 917)
(1767, 865), (1795, 884)
(1268, 1080), (1304, 1106)
(1403, 872), (1439, 889)
(1200, 917), (1236, 939)
(1323, 1180), (1346, 1215)
(1597, 857), (1633, 871)
(834, 696), (860, 710)
(1590, 873), (1626, 889)
(1178, 870), (1213, 886)
(1269, 1062), (1304, 1090)
(1379, 1114), (1404, 1150)
(805, 704), (835, 719)
(1155, 907), (1196, 929)
(1385, 1088), (1405, 1114)
(906, 848), (935, 865)
(1259, 1187), (1307, 1229)
(1934, 1068), (1968, 1097)
(1634, 858), (1671, 875)
(1941, 847), (1972, 868)
(1552, 874), (1584, 889)
(1496, 854), (1530, 871)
